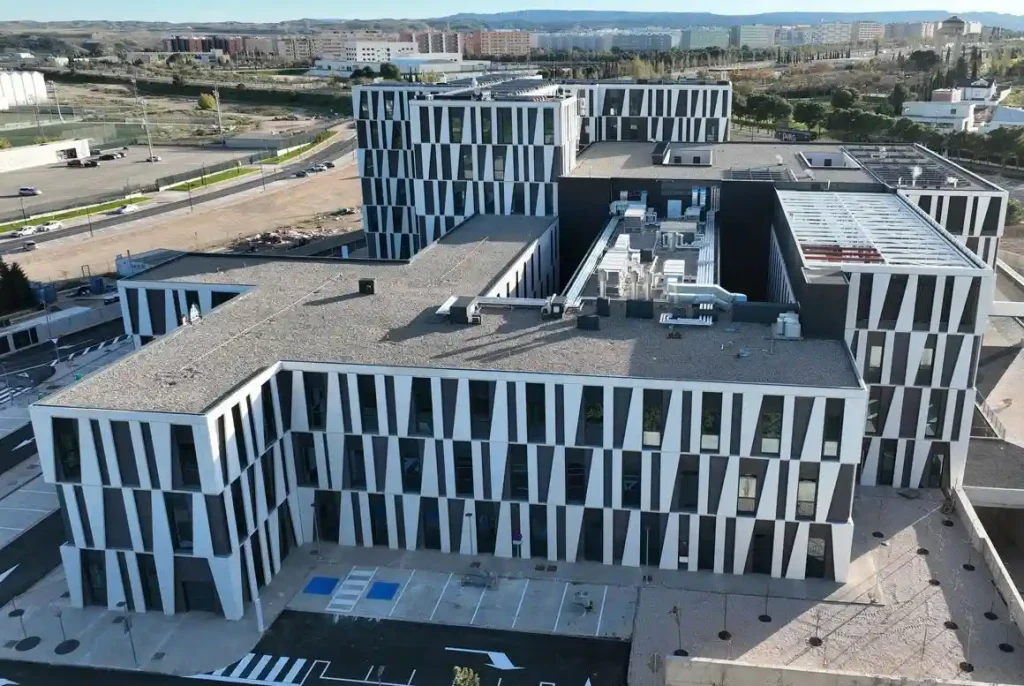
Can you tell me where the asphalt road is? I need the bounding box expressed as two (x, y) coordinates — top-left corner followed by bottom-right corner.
(0, 136), (357, 255)
(0, 424), (35, 475)
(0, 146), (246, 221)
(0, 659), (195, 686)
(243, 611), (631, 686)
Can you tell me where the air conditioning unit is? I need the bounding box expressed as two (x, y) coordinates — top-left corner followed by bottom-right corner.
(541, 296), (565, 319)
(358, 278), (376, 295)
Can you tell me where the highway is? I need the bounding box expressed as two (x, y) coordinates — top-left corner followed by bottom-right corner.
(0, 136), (356, 255)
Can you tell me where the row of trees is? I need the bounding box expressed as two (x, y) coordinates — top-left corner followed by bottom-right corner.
(736, 86), (1024, 168)
(0, 261), (35, 317)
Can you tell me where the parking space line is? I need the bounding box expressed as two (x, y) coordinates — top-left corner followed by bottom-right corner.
(552, 582), (569, 632)
(0, 526), (22, 531)
(511, 579), (529, 628)
(0, 506), (51, 513)
(595, 586), (608, 636)
(469, 587), (486, 625)
(407, 670), (416, 684)
(429, 572), (454, 620)
(388, 570), (414, 617)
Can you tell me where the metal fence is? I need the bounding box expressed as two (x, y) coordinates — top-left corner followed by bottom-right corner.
(152, 151), (275, 189)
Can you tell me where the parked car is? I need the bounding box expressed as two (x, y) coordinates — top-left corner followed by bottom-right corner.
(67, 159), (84, 167)
(145, 155), (162, 163)
(103, 293), (120, 304)
(22, 241), (36, 251)
(294, 170), (308, 178)
(98, 153), (119, 161)
(18, 187), (41, 196)
(339, 207), (355, 216)
(305, 166), (320, 174)
(113, 204), (138, 215)
(323, 161), (336, 169)
(39, 221), (63, 232)
(84, 159), (100, 167)
(11, 226), (38, 238)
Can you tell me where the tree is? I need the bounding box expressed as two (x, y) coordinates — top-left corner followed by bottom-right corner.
(1008, 198), (1023, 227)
(197, 93), (216, 111)
(379, 62), (401, 80)
(453, 667), (480, 686)
(888, 83), (911, 114)
(907, 49), (940, 72)
(793, 101), (828, 132)
(0, 261), (35, 316)
(831, 86), (860, 109)
(0, 138), (10, 149)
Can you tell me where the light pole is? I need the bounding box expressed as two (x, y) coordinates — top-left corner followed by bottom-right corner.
(141, 98), (155, 162)
(115, 601), (138, 667)
(465, 512), (475, 556)
(19, 196), (27, 222)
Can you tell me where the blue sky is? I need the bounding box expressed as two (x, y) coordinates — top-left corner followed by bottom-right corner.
(7, 0), (1016, 22)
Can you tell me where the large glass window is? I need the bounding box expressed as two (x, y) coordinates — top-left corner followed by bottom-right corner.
(293, 432), (318, 486)
(926, 391), (946, 439)
(172, 425), (200, 489)
(449, 107), (464, 142)
(497, 108), (513, 144)
(469, 381), (491, 439)
(737, 475), (757, 513)
(304, 372), (327, 431)
(493, 146), (506, 181)
(460, 145), (474, 180)
(866, 387), (883, 435)
(357, 375), (378, 433)
(508, 445), (529, 501)
(400, 439), (422, 493)
(759, 396), (783, 455)
(603, 89), (625, 116)
(796, 479), (817, 518)
(622, 452), (641, 509)
(481, 110), (492, 144)
(701, 393), (722, 451)
(525, 383), (546, 442)
(53, 417), (81, 482)
(674, 468), (699, 511)
(565, 449), (587, 504)
(823, 399), (843, 459)
(346, 439), (366, 490)
(411, 378), (433, 435)
(168, 495), (193, 552)
(543, 109), (554, 145)
(454, 442), (474, 497)
(916, 341), (936, 386)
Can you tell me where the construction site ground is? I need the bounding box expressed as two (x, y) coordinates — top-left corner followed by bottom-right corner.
(13, 154), (361, 282)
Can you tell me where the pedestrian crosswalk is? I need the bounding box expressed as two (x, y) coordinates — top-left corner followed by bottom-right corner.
(326, 566), (377, 613)
(0, 385), (30, 405)
(190, 653), (312, 685)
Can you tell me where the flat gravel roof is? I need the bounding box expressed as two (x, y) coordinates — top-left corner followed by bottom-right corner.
(568, 141), (879, 184)
(43, 215), (860, 415)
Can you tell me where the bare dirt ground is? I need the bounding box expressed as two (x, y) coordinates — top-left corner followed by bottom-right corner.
(14, 159), (362, 282)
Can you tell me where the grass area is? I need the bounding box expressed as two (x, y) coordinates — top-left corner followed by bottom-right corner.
(0, 197), (148, 233)
(166, 167), (257, 192)
(261, 131), (337, 165)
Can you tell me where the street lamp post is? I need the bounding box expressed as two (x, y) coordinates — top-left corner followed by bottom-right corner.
(141, 98), (155, 162)
(115, 601), (138, 667)
(19, 197), (27, 222)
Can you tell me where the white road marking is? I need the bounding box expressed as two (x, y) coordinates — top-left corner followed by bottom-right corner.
(511, 579), (529, 628)
(552, 582), (569, 632)
(469, 586), (486, 625)
(429, 572), (453, 621)
(282, 659), (307, 684)
(595, 586), (608, 636)
(227, 654), (255, 678)
(388, 570), (414, 617)
(406, 670), (416, 684)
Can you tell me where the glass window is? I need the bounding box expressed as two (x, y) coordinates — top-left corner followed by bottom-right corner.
(493, 146), (506, 181)
(400, 440), (422, 493)
(304, 372), (327, 431)
(759, 397), (783, 455)
(481, 110), (492, 144)
(797, 479), (817, 518)
(293, 432), (318, 486)
(603, 89), (625, 116)
(449, 107), (464, 142)
(497, 108), (513, 144)
(172, 425), (201, 489)
(926, 391), (946, 438)
(53, 417), (81, 482)
(383, 92), (394, 118)
(916, 342), (936, 385)
(469, 381), (491, 429)
(169, 496), (193, 552)
(674, 469), (699, 511)
(823, 399), (843, 459)
(866, 388), (882, 435)
(412, 378), (433, 435)
(454, 442), (474, 497)
(565, 449), (587, 504)
(525, 383), (546, 442)
(737, 475), (757, 513)
(357, 375), (378, 433)
(642, 390), (663, 447)
(701, 393), (722, 451)
(543, 108), (554, 145)
(346, 439), (366, 490)
(508, 445), (529, 501)
(460, 145), (474, 180)
(622, 452), (641, 509)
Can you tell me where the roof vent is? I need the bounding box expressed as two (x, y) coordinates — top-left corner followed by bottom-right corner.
(358, 278), (376, 296)
(449, 297), (481, 326)
(577, 314), (600, 331)
(541, 296), (565, 319)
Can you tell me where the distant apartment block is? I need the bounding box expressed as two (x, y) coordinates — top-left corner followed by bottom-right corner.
(808, 23), (853, 45)
(535, 33), (615, 53)
(612, 32), (679, 52)
(730, 25), (776, 49)
(400, 31), (464, 55)
(465, 30), (532, 58)
(901, 101), (978, 133)
(339, 40), (417, 64)
(885, 22), (936, 41)
(851, 22), (885, 43)
(681, 28), (730, 51)
(163, 35), (243, 56)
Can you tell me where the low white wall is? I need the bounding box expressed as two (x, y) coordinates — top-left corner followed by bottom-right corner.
(0, 139), (90, 174)
(953, 486), (1024, 640)
(665, 656), (1007, 686)
(0, 303), (122, 359)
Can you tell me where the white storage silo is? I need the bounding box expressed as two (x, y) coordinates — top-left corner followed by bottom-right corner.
(30, 71), (47, 104)
(11, 71), (27, 106)
(0, 72), (13, 109)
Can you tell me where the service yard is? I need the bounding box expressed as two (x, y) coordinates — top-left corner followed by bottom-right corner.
(0, 145), (250, 221)
(11, 155), (361, 282)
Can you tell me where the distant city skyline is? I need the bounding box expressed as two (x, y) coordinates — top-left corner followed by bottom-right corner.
(4, 0), (1019, 23)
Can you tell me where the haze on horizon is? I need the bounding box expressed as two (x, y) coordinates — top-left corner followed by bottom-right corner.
(4, 0), (1017, 24)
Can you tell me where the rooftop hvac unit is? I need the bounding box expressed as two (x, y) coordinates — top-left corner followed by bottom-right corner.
(358, 278), (376, 295)
(541, 296), (566, 319)
(577, 314), (600, 331)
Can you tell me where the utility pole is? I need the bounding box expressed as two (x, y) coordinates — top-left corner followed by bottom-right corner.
(51, 82), (65, 122)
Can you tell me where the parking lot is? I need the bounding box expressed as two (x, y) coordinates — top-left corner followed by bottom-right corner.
(0, 145), (251, 220)
(290, 563), (637, 640)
